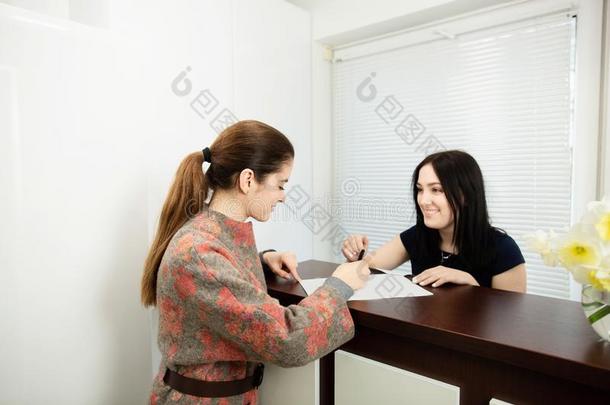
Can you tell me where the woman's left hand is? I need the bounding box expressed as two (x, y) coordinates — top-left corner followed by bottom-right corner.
(262, 251), (302, 282)
(412, 266), (479, 287)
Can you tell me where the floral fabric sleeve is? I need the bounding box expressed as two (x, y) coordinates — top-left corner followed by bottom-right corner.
(161, 241), (355, 368)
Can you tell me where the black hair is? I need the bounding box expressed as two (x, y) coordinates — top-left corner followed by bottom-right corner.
(411, 150), (501, 270)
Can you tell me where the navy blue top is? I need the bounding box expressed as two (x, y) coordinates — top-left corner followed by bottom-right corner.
(399, 225), (525, 288)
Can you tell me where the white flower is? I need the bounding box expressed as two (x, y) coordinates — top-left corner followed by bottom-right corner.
(531, 197), (610, 292)
(589, 268), (610, 292)
(586, 195), (610, 217)
(526, 230), (550, 252)
(557, 224), (602, 271)
(584, 196), (610, 242)
(571, 264), (597, 284)
(526, 230), (559, 266)
(579, 257), (610, 292)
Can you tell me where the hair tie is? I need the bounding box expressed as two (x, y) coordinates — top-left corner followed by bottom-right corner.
(202, 147), (212, 163)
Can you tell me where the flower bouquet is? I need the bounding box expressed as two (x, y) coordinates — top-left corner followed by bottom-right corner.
(528, 197), (610, 342)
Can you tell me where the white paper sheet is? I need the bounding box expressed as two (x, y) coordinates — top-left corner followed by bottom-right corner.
(299, 274), (433, 301)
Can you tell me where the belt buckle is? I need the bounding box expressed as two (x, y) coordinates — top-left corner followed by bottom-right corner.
(253, 363), (265, 389)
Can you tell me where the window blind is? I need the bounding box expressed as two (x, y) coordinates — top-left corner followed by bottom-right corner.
(332, 12), (575, 299)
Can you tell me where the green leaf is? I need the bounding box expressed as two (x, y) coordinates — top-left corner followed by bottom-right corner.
(582, 301), (604, 310)
(588, 304), (610, 324)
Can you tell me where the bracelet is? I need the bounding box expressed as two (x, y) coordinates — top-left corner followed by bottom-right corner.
(259, 249), (277, 273)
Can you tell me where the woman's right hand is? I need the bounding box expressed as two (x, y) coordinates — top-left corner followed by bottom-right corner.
(342, 234), (369, 262)
(332, 256), (371, 290)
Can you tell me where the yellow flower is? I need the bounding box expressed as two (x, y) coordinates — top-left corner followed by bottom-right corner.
(589, 270), (610, 292)
(558, 240), (601, 269)
(595, 213), (610, 241)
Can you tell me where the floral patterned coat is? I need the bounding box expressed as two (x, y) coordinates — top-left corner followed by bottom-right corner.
(150, 208), (355, 405)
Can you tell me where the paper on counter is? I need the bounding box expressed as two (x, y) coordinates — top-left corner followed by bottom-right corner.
(299, 274), (432, 301)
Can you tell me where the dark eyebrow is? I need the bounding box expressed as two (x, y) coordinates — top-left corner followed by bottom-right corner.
(416, 182), (441, 187)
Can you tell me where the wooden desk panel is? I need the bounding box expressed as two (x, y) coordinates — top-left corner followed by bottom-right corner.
(265, 260), (610, 405)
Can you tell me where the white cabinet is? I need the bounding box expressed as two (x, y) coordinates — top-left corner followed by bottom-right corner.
(259, 361), (318, 405)
(335, 350), (459, 405)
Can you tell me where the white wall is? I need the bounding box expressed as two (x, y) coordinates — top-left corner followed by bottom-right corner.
(307, 0), (453, 41)
(0, 0), (311, 403)
(288, 0), (514, 44)
(233, 0), (313, 258)
(601, 0), (610, 199)
(0, 0), (70, 18)
(310, 41), (335, 261)
(0, 4), (153, 403)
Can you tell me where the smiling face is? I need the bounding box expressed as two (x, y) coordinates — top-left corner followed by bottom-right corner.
(416, 163), (454, 233)
(246, 160), (293, 222)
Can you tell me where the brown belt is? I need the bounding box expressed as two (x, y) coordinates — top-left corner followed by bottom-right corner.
(163, 363), (264, 398)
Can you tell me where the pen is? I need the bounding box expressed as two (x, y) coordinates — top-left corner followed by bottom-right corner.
(357, 249), (365, 261)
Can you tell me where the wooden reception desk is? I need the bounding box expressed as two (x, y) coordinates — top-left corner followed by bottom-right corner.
(263, 260), (610, 405)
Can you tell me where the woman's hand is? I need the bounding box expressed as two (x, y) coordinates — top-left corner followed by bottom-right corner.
(412, 266), (479, 288)
(342, 234), (369, 262)
(332, 256), (372, 290)
(262, 251), (302, 282)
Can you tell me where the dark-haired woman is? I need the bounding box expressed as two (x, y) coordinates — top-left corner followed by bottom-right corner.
(142, 120), (370, 404)
(342, 150), (526, 292)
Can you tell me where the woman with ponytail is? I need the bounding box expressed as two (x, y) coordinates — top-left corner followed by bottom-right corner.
(142, 120), (370, 404)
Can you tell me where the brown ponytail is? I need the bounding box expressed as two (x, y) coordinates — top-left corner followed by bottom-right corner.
(141, 120), (294, 307)
(140, 152), (208, 307)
